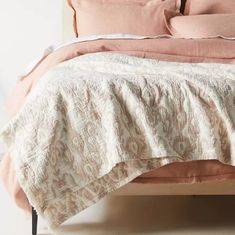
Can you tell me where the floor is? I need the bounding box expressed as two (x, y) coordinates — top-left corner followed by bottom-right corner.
(1, 185), (235, 235)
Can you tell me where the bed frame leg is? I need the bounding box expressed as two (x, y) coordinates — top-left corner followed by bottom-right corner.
(32, 207), (38, 235)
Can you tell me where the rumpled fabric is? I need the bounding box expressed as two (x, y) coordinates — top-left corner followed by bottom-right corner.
(1, 52), (235, 229)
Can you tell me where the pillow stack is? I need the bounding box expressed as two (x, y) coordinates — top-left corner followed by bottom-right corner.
(67, 0), (181, 37)
(67, 0), (235, 39)
(166, 0), (235, 39)
(184, 0), (235, 15)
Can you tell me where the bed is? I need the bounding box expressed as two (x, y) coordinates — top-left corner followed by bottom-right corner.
(1, 1), (235, 235)
(63, 0), (235, 197)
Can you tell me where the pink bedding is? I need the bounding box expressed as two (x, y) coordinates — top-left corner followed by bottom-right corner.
(68, 0), (181, 37)
(135, 160), (235, 183)
(184, 0), (235, 15)
(7, 37), (235, 117)
(165, 12), (235, 39)
(1, 37), (235, 214)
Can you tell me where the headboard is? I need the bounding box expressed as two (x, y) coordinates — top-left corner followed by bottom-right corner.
(180, 0), (187, 14)
(62, 0), (74, 40)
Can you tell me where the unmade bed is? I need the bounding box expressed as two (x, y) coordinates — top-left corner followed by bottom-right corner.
(1, 0), (235, 234)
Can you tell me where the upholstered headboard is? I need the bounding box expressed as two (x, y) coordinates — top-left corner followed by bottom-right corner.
(62, 0), (74, 40)
(180, 0), (187, 13)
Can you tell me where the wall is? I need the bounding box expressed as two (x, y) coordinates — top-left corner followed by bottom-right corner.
(0, 0), (63, 156)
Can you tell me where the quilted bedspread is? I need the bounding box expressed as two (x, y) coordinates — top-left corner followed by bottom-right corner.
(1, 52), (235, 229)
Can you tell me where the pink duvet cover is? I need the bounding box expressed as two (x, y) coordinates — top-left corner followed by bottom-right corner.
(1, 37), (235, 214)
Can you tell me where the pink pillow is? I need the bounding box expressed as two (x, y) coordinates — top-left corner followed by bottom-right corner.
(68, 0), (181, 37)
(184, 0), (235, 15)
(165, 12), (235, 39)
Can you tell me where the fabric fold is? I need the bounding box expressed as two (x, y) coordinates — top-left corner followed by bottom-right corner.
(1, 52), (235, 229)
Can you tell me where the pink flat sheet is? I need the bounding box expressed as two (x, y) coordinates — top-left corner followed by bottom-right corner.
(135, 160), (235, 183)
(1, 37), (235, 214)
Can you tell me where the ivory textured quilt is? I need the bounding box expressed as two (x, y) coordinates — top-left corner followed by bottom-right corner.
(1, 52), (235, 229)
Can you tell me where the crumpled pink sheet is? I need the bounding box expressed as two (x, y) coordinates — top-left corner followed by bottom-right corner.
(1, 37), (235, 214)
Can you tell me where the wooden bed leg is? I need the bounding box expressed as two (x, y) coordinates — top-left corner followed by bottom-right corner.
(32, 207), (38, 235)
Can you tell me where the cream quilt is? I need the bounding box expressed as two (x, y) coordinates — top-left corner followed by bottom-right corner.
(1, 52), (235, 229)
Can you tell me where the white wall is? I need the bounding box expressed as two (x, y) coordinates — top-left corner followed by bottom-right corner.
(0, 0), (63, 156)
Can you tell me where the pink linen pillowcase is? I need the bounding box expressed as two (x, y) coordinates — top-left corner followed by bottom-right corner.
(184, 0), (235, 15)
(68, 0), (181, 37)
(165, 12), (235, 39)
